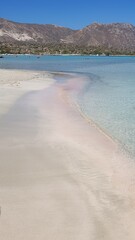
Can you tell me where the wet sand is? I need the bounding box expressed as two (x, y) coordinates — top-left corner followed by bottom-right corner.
(0, 69), (135, 240)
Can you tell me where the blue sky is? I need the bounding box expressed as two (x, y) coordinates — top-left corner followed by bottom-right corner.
(0, 0), (135, 29)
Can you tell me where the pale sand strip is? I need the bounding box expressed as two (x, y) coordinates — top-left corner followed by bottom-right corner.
(0, 69), (54, 115)
(0, 70), (135, 239)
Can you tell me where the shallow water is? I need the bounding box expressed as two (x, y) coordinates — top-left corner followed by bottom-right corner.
(0, 55), (135, 156)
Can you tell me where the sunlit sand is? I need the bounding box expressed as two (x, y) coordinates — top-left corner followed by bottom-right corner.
(0, 69), (135, 240)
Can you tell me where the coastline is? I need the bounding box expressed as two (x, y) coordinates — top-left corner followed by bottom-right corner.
(1, 53), (135, 57)
(0, 69), (135, 239)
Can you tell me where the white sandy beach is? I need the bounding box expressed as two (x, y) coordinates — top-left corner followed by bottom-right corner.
(0, 69), (135, 240)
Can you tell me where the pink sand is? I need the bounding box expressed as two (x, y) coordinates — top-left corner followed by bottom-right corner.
(0, 70), (135, 240)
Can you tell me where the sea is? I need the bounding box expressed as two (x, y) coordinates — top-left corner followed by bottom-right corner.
(0, 55), (135, 157)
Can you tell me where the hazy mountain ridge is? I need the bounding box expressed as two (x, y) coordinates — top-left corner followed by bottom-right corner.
(0, 18), (76, 44)
(1, 18), (135, 54)
(64, 23), (135, 50)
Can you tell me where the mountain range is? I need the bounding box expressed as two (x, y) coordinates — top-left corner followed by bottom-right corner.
(1, 18), (135, 54)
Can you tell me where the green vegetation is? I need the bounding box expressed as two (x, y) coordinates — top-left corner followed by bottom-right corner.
(0, 42), (135, 56)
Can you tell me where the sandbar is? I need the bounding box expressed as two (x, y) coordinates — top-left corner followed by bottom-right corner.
(0, 69), (135, 240)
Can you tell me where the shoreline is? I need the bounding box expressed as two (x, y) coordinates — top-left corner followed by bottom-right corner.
(1, 53), (135, 57)
(0, 69), (135, 239)
(0, 68), (130, 157)
(60, 72), (132, 158)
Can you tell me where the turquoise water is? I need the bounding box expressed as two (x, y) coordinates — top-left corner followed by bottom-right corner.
(0, 55), (135, 156)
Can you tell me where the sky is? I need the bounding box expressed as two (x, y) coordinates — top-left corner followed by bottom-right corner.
(0, 0), (135, 29)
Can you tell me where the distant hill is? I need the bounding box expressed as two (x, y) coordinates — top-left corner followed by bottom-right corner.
(0, 18), (75, 44)
(0, 18), (135, 54)
(64, 23), (135, 51)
